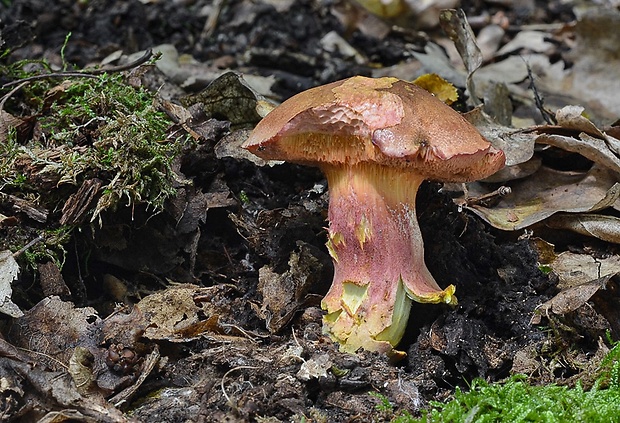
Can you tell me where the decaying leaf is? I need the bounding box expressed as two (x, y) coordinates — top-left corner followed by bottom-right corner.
(0, 250), (23, 318)
(412, 73), (458, 105)
(549, 251), (620, 289)
(463, 106), (537, 168)
(256, 242), (324, 334)
(181, 71), (276, 128)
(439, 9), (483, 104)
(137, 284), (206, 340)
(137, 284), (242, 342)
(547, 214), (620, 244)
(531, 275), (612, 325)
(8, 296), (101, 369)
(465, 165), (620, 230)
(531, 251), (620, 325)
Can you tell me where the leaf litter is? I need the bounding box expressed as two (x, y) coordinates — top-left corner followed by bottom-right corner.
(1, 1), (620, 421)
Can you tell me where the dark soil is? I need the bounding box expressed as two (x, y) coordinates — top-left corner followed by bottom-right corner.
(0, 1), (612, 422)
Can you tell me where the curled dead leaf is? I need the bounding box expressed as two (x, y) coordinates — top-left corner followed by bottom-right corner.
(464, 164), (620, 230)
(547, 213), (620, 244)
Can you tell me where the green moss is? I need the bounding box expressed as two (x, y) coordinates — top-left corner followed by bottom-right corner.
(390, 340), (620, 423)
(3, 71), (187, 221)
(1, 47), (189, 267)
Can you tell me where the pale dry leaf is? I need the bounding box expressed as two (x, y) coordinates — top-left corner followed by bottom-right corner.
(549, 251), (620, 289)
(215, 129), (283, 166)
(411, 43), (466, 88)
(534, 9), (620, 121)
(405, 0), (460, 29)
(483, 82), (512, 126)
(463, 106), (536, 167)
(464, 164), (620, 230)
(532, 275), (612, 324)
(296, 353), (332, 381)
(554, 105), (605, 138)
(541, 105), (620, 159)
(546, 214), (620, 244)
(0, 250), (23, 318)
(439, 9), (483, 103)
(320, 31), (366, 65)
(495, 30), (555, 56)
(137, 285), (202, 340)
(476, 24), (505, 61)
(536, 133), (620, 175)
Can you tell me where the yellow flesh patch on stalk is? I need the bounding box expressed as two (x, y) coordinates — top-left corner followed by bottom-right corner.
(340, 281), (369, 318)
(326, 231), (344, 263)
(355, 214), (372, 249)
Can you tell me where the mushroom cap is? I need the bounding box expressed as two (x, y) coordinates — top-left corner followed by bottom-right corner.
(243, 76), (505, 182)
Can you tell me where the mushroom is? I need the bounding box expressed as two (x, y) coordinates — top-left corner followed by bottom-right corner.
(243, 76), (505, 356)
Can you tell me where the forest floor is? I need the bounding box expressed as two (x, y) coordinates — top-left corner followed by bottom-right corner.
(1, 1), (620, 421)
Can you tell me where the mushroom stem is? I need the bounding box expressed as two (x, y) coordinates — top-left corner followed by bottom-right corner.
(321, 162), (456, 355)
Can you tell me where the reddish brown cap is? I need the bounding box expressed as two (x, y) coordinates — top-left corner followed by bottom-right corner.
(243, 76), (505, 182)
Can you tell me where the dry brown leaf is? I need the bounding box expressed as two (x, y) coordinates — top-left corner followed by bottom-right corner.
(547, 214), (620, 244)
(537, 133), (620, 175)
(534, 105), (620, 174)
(464, 164), (620, 230)
(463, 106), (537, 168)
(7, 296), (101, 369)
(439, 8), (483, 104)
(532, 275), (612, 324)
(549, 251), (620, 289)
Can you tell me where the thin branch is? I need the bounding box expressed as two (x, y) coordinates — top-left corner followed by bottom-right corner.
(1, 48), (154, 89)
